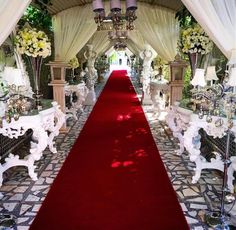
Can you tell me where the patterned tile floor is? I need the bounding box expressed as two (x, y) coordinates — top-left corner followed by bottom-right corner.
(0, 74), (235, 230)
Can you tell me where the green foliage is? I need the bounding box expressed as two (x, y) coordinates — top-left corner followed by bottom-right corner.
(18, 6), (52, 33)
(182, 66), (192, 99)
(175, 6), (197, 28)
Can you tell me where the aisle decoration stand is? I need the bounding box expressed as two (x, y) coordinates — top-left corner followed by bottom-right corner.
(68, 57), (80, 84)
(15, 27), (51, 110)
(179, 23), (213, 78)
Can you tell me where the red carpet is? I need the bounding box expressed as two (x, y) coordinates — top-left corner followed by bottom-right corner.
(30, 70), (189, 230)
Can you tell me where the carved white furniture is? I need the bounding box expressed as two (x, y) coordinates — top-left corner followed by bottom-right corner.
(0, 101), (65, 197)
(166, 103), (236, 193)
(149, 80), (169, 116)
(65, 82), (89, 120)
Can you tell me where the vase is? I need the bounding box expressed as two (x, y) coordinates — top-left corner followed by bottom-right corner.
(188, 52), (199, 79)
(68, 68), (75, 85)
(31, 57), (43, 110)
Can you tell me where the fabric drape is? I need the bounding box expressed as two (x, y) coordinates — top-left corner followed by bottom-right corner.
(181, 0), (236, 59)
(88, 31), (111, 55)
(0, 0), (31, 46)
(53, 5), (97, 62)
(126, 39), (142, 56)
(136, 3), (179, 61)
(128, 30), (146, 51)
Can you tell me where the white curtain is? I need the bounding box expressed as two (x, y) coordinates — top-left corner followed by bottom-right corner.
(53, 4), (97, 62)
(0, 0), (31, 46)
(136, 3), (179, 61)
(181, 0), (236, 59)
(89, 31), (111, 55)
(128, 30), (146, 51)
(126, 39), (141, 56)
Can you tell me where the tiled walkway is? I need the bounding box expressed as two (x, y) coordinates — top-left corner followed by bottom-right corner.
(0, 74), (235, 230)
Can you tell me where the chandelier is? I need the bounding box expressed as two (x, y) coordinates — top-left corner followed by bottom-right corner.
(114, 40), (127, 51)
(92, 0), (137, 31)
(108, 30), (128, 40)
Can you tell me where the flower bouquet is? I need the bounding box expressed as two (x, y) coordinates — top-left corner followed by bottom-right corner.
(180, 23), (213, 55)
(15, 27), (51, 109)
(179, 23), (213, 77)
(68, 57), (80, 84)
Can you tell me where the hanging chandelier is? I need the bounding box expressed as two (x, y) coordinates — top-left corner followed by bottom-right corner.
(114, 40), (127, 51)
(92, 0), (137, 31)
(108, 30), (128, 40)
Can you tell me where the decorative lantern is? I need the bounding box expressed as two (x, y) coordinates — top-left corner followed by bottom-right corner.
(169, 54), (188, 105)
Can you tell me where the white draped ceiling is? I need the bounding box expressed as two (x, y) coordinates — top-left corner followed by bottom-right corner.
(181, 0), (236, 59)
(0, 0), (31, 46)
(88, 31), (111, 55)
(136, 4), (179, 61)
(52, 2), (179, 62)
(52, 4), (97, 62)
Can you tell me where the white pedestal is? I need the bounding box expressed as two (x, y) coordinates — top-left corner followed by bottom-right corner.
(142, 92), (152, 105)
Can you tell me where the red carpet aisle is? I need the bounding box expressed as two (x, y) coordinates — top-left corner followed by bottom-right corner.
(30, 70), (189, 230)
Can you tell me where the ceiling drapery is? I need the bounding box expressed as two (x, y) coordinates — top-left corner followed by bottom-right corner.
(52, 2), (179, 62)
(0, 0), (31, 46)
(88, 31), (111, 55)
(53, 4), (97, 62)
(136, 3), (179, 61)
(181, 0), (236, 59)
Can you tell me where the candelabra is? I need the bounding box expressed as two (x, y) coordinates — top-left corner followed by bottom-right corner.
(190, 49), (236, 229)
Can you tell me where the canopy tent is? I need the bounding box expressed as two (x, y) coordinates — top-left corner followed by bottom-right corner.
(51, 2), (178, 63)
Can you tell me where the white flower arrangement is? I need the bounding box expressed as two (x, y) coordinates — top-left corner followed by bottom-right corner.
(69, 57), (80, 69)
(15, 27), (51, 58)
(180, 24), (213, 55)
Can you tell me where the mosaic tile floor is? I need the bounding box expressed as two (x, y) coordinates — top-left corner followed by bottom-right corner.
(0, 74), (235, 230)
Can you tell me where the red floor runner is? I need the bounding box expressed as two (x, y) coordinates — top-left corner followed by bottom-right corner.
(30, 70), (189, 230)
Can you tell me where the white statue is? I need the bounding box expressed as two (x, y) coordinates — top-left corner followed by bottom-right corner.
(83, 44), (97, 105)
(84, 44), (97, 78)
(140, 44), (154, 104)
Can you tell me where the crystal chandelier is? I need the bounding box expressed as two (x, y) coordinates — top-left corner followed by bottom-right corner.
(92, 0), (137, 31)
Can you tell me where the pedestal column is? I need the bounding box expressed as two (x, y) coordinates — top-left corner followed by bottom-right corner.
(47, 61), (70, 133)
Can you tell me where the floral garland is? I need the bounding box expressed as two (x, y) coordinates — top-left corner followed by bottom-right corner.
(15, 27), (51, 58)
(180, 24), (213, 55)
(69, 57), (80, 69)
